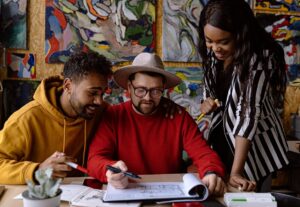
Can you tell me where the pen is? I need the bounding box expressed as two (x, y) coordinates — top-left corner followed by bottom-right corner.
(106, 165), (141, 179)
(66, 162), (88, 175)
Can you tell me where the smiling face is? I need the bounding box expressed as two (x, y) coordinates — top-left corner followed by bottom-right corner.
(204, 23), (235, 65)
(68, 73), (108, 119)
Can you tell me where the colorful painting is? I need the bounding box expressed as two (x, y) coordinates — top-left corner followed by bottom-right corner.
(2, 80), (40, 124)
(103, 78), (130, 105)
(0, 0), (27, 49)
(45, 0), (156, 63)
(256, 13), (300, 81)
(255, 0), (300, 12)
(162, 0), (204, 62)
(165, 67), (204, 119)
(6, 52), (36, 79)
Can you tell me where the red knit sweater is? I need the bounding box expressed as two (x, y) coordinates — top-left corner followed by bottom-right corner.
(88, 101), (225, 182)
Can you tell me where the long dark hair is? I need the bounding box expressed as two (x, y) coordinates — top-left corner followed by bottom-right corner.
(199, 0), (286, 108)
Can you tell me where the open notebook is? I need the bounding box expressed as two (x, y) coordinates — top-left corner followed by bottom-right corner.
(103, 173), (209, 203)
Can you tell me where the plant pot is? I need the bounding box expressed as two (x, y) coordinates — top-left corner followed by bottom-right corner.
(22, 188), (62, 207)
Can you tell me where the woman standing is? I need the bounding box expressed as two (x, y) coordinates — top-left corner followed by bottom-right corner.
(198, 0), (289, 191)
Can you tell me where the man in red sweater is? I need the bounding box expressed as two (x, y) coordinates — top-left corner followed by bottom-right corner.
(87, 53), (226, 196)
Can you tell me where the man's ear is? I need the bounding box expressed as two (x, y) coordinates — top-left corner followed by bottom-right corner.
(127, 81), (131, 95)
(63, 78), (72, 94)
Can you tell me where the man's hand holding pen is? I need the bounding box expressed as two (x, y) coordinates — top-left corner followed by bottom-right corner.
(38, 151), (76, 179)
(106, 160), (141, 189)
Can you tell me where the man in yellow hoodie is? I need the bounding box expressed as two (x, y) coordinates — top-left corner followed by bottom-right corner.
(0, 51), (112, 184)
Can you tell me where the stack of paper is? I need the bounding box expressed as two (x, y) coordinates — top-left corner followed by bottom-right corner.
(60, 185), (141, 207)
(224, 193), (277, 207)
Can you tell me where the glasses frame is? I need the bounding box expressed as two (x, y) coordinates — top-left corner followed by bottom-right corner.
(130, 81), (164, 99)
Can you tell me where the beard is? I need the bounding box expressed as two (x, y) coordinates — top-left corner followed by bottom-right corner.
(132, 100), (158, 115)
(69, 96), (99, 120)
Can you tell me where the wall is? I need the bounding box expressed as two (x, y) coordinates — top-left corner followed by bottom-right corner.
(5, 0), (199, 80)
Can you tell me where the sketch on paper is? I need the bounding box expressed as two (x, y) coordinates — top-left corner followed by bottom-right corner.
(0, 0), (27, 49)
(165, 67), (204, 119)
(45, 0), (156, 63)
(256, 13), (300, 81)
(6, 52), (36, 79)
(255, 0), (300, 12)
(162, 0), (205, 62)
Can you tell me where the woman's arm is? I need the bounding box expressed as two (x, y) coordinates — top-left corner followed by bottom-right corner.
(229, 136), (256, 191)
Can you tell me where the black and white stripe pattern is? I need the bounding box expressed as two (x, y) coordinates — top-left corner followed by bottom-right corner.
(204, 54), (289, 182)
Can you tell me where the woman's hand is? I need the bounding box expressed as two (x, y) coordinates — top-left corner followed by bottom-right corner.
(229, 173), (256, 192)
(200, 97), (220, 115)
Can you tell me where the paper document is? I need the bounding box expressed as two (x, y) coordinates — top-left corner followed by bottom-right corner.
(224, 192), (277, 207)
(103, 173), (209, 203)
(60, 184), (140, 207)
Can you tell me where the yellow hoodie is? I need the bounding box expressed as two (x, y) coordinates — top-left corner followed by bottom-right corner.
(0, 76), (104, 184)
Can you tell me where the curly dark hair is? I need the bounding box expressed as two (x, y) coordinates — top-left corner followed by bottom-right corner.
(63, 51), (112, 82)
(198, 0), (286, 108)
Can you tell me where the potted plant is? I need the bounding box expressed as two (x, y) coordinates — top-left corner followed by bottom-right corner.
(22, 168), (62, 207)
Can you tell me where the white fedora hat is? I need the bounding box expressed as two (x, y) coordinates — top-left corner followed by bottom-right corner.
(113, 53), (182, 89)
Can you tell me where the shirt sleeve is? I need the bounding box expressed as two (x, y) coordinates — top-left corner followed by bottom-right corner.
(182, 112), (225, 179)
(0, 118), (39, 184)
(87, 108), (116, 182)
(233, 57), (272, 141)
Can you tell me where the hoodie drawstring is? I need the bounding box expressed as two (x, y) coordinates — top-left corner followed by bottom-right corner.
(63, 119), (66, 153)
(82, 120), (87, 167)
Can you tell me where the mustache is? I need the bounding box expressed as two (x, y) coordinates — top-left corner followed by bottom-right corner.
(140, 100), (154, 104)
(86, 104), (101, 108)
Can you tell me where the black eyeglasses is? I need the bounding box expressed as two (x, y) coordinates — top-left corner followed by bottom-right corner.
(130, 81), (164, 98)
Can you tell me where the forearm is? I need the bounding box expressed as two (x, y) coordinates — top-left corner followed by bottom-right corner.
(230, 136), (251, 175)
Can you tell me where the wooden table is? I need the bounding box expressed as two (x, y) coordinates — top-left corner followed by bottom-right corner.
(0, 174), (226, 206)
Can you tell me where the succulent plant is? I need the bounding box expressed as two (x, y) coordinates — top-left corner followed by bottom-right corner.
(26, 168), (62, 199)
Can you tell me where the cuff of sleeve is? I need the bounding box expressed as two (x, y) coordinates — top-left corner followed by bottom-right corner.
(204, 170), (217, 176)
(23, 162), (39, 183)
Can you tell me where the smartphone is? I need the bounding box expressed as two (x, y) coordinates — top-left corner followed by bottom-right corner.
(83, 178), (103, 190)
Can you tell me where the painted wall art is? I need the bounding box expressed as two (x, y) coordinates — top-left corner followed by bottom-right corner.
(6, 52), (36, 79)
(255, 0), (300, 12)
(0, 0), (27, 49)
(45, 0), (156, 63)
(165, 66), (204, 119)
(256, 13), (300, 81)
(162, 0), (205, 62)
(103, 78), (130, 105)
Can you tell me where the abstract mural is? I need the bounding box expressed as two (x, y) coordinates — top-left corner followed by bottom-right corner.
(6, 52), (36, 79)
(165, 66), (204, 119)
(257, 13), (300, 81)
(255, 0), (300, 12)
(45, 0), (156, 63)
(0, 0), (27, 49)
(162, 0), (205, 62)
(103, 78), (130, 105)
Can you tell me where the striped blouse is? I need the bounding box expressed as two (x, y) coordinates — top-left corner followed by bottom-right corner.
(203, 53), (289, 182)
